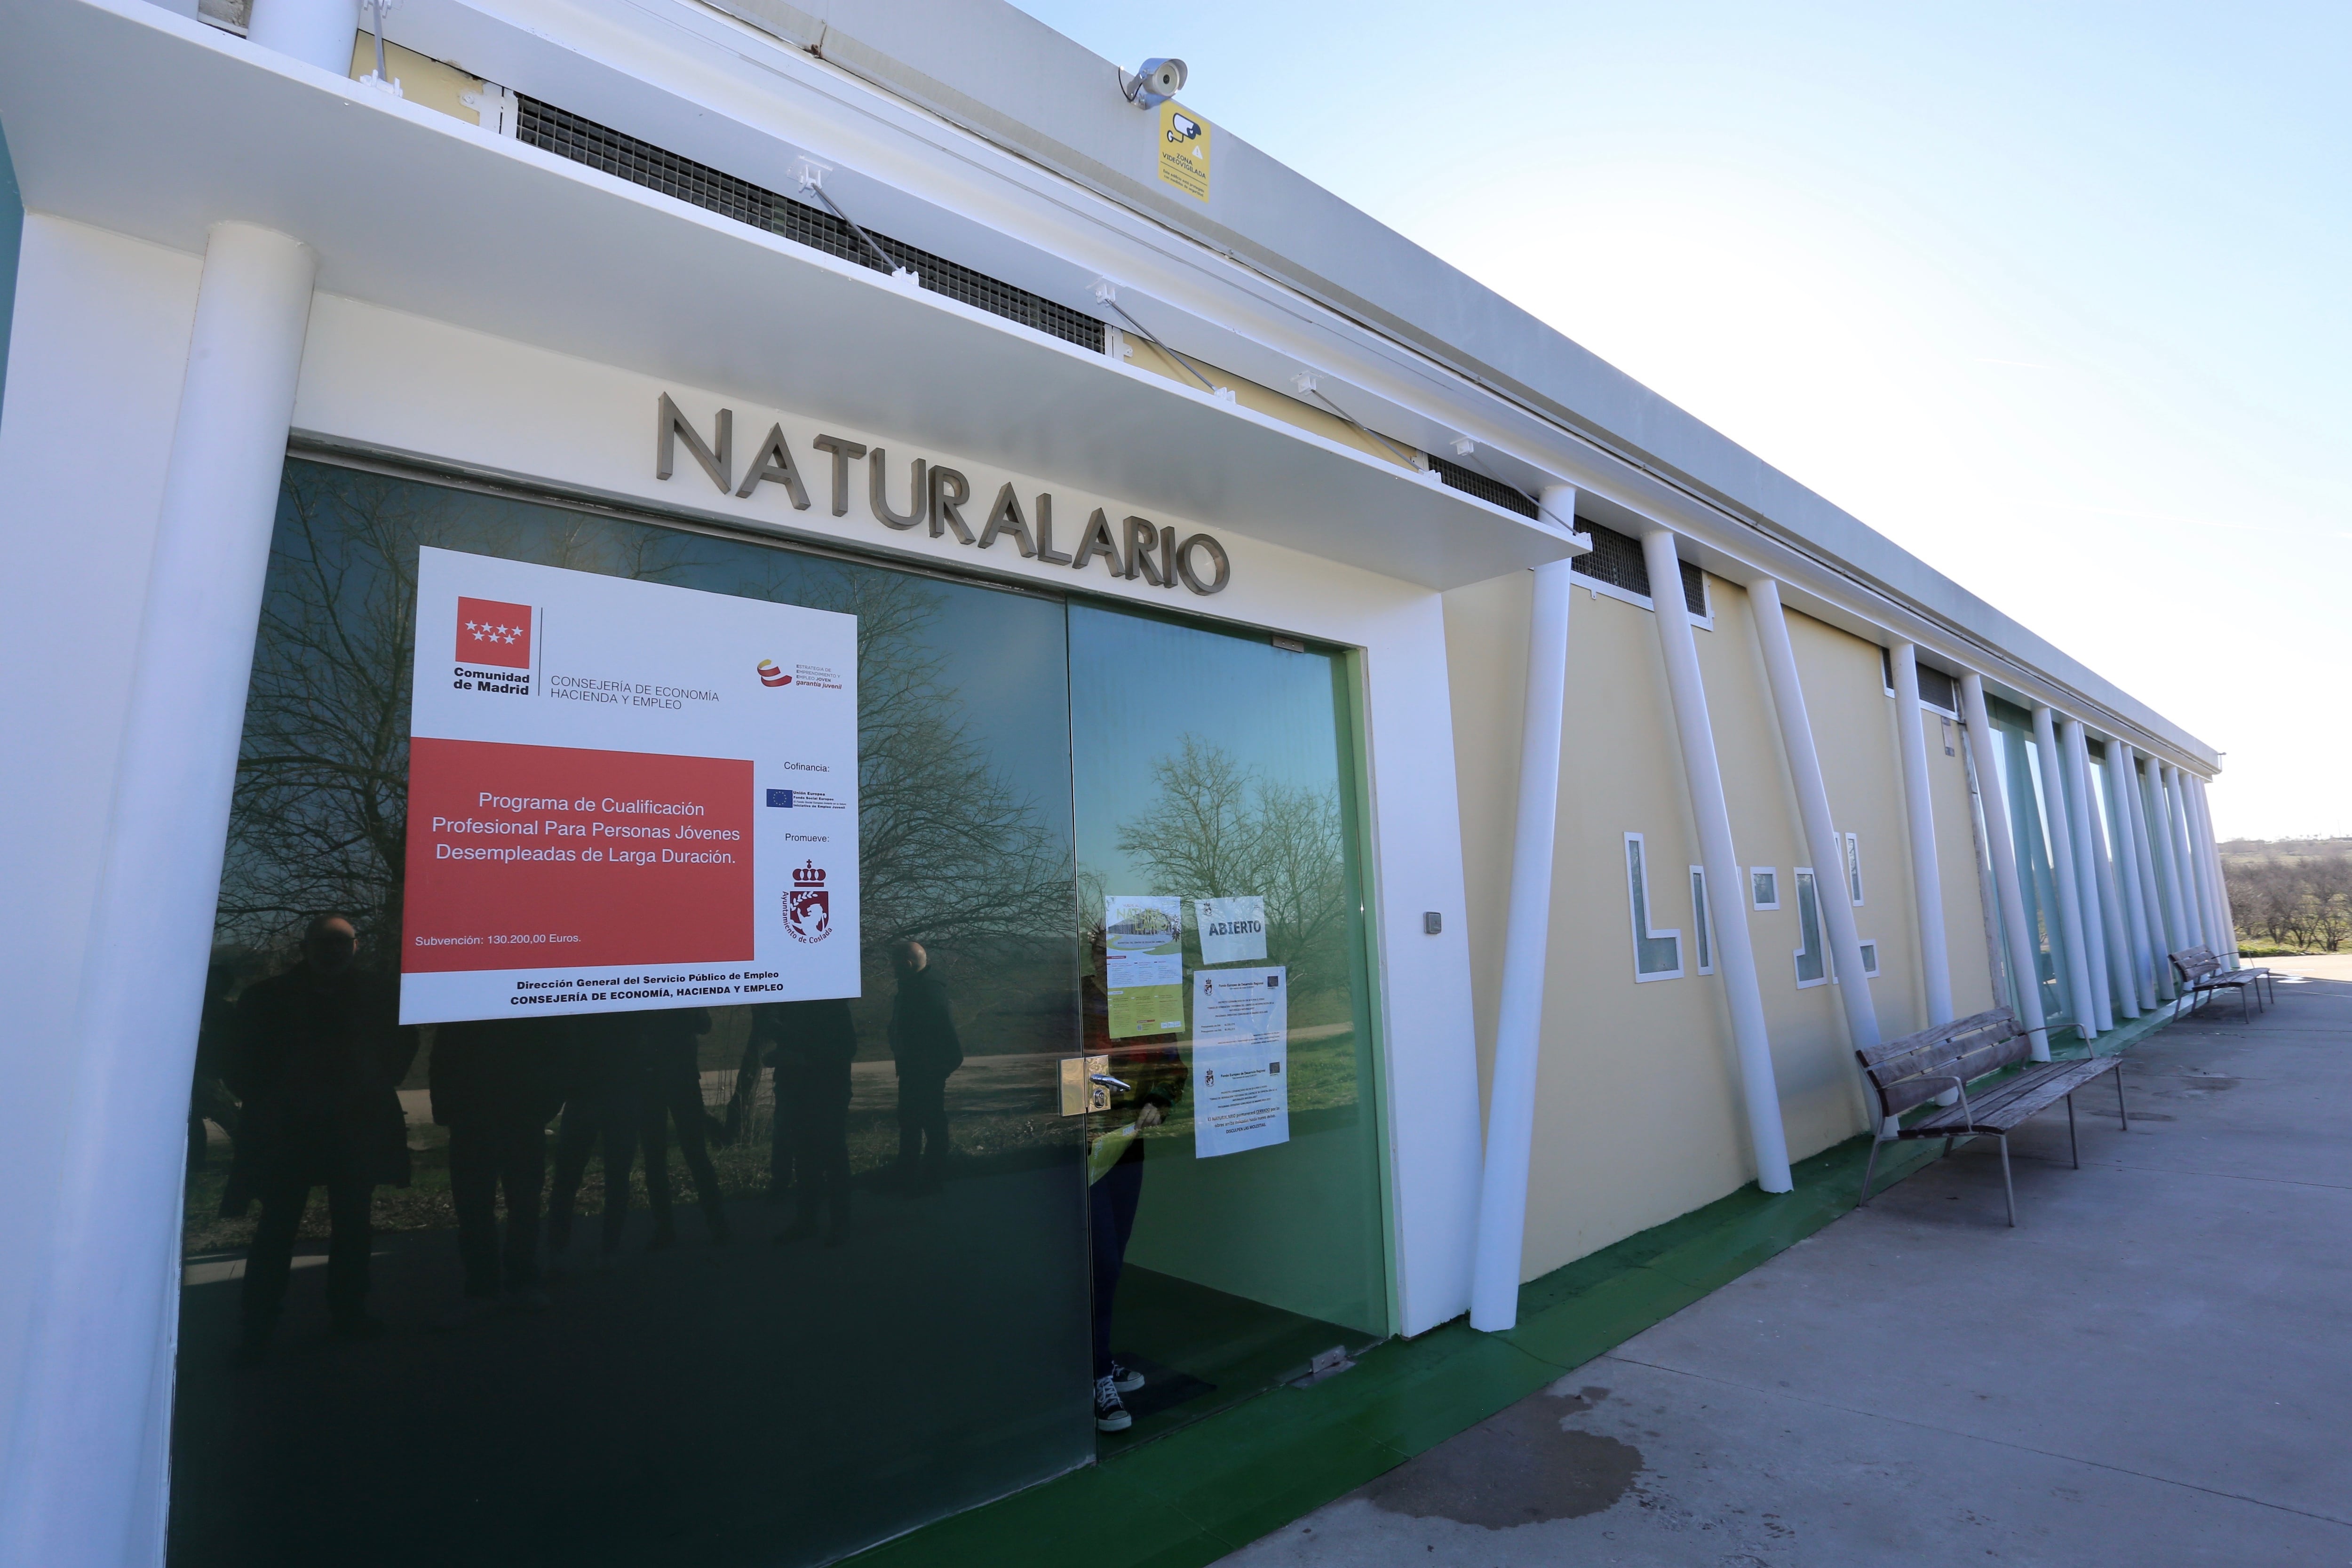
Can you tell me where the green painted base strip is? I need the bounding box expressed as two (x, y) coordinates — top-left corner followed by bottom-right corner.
(849, 1008), (2178, 1568)
(2053, 1000), (2182, 1059)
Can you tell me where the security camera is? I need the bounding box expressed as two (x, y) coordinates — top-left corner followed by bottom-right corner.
(1121, 56), (1188, 108)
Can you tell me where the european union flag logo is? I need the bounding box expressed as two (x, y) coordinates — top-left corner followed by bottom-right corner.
(766, 788), (794, 808)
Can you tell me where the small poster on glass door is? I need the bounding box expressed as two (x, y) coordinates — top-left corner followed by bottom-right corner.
(1194, 895), (1267, 964)
(1104, 894), (1186, 1037)
(1190, 966), (1289, 1158)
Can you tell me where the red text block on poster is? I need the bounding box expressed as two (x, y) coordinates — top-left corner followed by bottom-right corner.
(403, 737), (755, 972)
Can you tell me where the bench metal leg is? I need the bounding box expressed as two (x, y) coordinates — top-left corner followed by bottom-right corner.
(2116, 1067), (2129, 1130)
(1999, 1135), (2016, 1227)
(1857, 1136), (1884, 1209)
(2066, 1093), (2079, 1169)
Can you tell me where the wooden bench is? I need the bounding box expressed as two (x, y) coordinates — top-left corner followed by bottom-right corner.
(1854, 1008), (2126, 1226)
(2169, 946), (2273, 1022)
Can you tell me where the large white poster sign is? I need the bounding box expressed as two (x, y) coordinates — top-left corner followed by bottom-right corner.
(399, 547), (859, 1024)
(1189, 965), (1289, 1158)
(1194, 895), (1267, 964)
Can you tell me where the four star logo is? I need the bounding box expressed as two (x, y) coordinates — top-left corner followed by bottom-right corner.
(455, 596), (533, 670)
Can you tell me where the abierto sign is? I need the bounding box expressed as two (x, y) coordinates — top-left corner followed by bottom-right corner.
(398, 547), (859, 1024)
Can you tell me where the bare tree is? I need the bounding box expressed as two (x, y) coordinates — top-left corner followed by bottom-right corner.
(1113, 735), (1351, 994)
(220, 467), (1073, 992)
(2222, 851), (2352, 952)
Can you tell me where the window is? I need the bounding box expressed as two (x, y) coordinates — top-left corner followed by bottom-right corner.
(1915, 665), (1961, 714)
(1624, 833), (1684, 980)
(1793, 868), (1827, 987)
(1858, 939), (1882, 978)
(1690, 866), (1715, 975)
(1843, 831), (1865, 906)
(1881, 647), (1896, 696)
(1831, 938), (1883, 985)
(1750, 867), (1780, 911)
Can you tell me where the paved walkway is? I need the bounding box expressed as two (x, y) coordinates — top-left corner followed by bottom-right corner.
(1225, 957), (2352, 1568)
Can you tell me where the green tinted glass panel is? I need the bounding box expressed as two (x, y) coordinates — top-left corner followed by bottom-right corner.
(1067, 603), (1388, 1452)
(1795, 870), (1826, 984)
(171, 460), (1091, 1568)
(1991, 720), (2069, 1026)
(1627, 836), (1679, 976)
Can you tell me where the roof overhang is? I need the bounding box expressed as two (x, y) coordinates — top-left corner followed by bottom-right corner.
(0, 0), (1577, 591)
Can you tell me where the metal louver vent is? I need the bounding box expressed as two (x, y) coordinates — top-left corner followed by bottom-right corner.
(1427, 454), (1538, 519)
(1915, 666), (1961, 713)
(514, 98), (1107, 354)
(1570, 522), (1707, 615)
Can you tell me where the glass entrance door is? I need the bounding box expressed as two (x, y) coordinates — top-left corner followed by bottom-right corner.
(172, 461), (1393, 1567)
(172, 461), (1091, 1568)
(1069, 604), (1391, 1450)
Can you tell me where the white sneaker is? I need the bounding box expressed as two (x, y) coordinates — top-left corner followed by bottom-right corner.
(1094, 1374), (1133, 1432)
(1110, 1360), (1145, 1394)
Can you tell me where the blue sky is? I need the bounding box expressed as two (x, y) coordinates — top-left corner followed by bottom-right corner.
(1010, 0), (2348, 840)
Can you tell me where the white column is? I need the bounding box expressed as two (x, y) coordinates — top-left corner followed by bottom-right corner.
(2050, 716), (2114, 1034)
(2063, 718), (2136, 1022)
(2102, 740), (2157, 1009)
(2117, 746), (2177, 1000)
(2032, 707), (2101, 1039)
(2184, 773), (2225, 957)
(2197, 778), (2231, 955)
(1750, 582), (1879, 1063)
(1889, 645), (1953, 1024)
(2154, 762), (2183, 945)
(2146, 760), (2190, 955)
(1642, 530), (1791, 1193)
(2164, 766), (2210, 951)
(2192, 775), (2242, 965)
(0, 224), (316, 1568)
(1958, 675), (2051, 1060)
(246, 0), (361, 73)
(1470, 485), (1579, 1333)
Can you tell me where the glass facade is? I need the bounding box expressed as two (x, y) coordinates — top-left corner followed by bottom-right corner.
(1980, 702), (2074, 1032)
(169, 459), (1388, 1566)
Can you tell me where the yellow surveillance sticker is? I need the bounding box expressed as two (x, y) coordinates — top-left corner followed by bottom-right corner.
(1158, 101), (1210, 202)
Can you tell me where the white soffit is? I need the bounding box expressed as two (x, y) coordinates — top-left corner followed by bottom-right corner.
(0, 0), (1573, 591)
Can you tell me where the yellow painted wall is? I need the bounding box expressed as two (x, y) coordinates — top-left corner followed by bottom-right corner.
(1444, 569), (2005, 1283)
(347, 34), (492, 127)
(1443, 572), (1526, 1126)
(1119, 336), (1419, 471)
(1701, 585), (1871, 1162)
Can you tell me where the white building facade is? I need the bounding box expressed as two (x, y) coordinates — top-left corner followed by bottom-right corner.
(0, 2), (2237, 1565)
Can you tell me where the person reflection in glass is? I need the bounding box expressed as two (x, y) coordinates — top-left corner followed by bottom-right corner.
(634, 1006), (731, 1247)
(887, 942), (961, 1194)
(546, 1011), (641, 1262)
(429, 1015), (572, 1324)
(225, 915), (413, 1362)
(189, 961), (242, 1180)
(754, 998), (858, 1245)
(1083, 935), (1186, 1433)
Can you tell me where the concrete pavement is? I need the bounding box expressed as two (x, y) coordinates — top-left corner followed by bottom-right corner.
(1224, 956), (2352, 1567)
